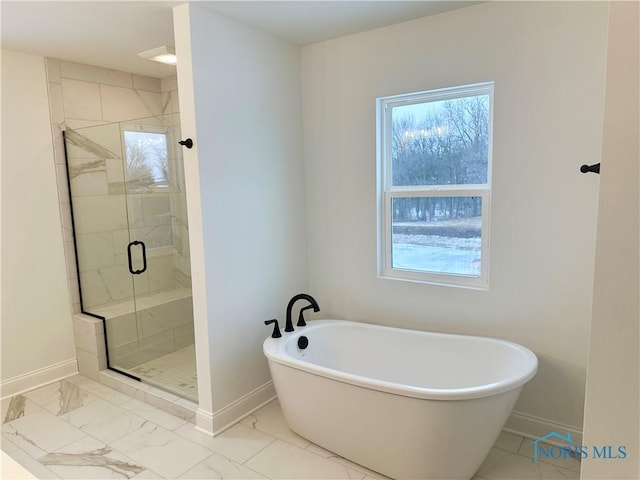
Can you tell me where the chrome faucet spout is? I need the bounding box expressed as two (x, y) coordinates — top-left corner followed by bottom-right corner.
(285, 293), (320, 332)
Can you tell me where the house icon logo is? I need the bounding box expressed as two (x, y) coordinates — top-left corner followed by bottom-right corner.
(528, 432), (578, 462)
(529, 432), (628, 461)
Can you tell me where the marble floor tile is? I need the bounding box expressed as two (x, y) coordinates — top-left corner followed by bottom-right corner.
(119, 398), (187, 431)
(23, 379), (98, 416)
(1, 395), (43, 424)
(2, 410), (86, 458)
(240, 399), (310, 448)
(1, 376), (581, 480)
(494, 431), (526, 453)
(244, 439), (365, 479)
(1, 435), (21, 455)
(175, 422), (275, 464)
(109, 422), (212, 479)
(178, 452), (266, 479)
(517, 438), (582, 473)
(131, 469), (164, 479)
(41, 435), (145, 479)
(305, 442), (392, 480)
(61, 399), (148, 444)
(477, 447), (579, 479)
(66, 375), (134, 405)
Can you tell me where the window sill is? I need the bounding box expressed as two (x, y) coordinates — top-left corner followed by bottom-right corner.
(379, 269), (489, 291)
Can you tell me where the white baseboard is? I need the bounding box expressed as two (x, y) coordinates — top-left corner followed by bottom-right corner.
(505, 410), (583, 445)
(195, 408), (215, 436)
(0, 358), (78, 399)
(195, 381), (276, 436)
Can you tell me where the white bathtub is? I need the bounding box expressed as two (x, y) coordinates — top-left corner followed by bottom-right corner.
(263, 319), (537, 480)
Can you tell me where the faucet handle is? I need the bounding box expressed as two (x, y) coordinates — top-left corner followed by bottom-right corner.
(297, 305), (316, 327)
(264, 319), (282, 338)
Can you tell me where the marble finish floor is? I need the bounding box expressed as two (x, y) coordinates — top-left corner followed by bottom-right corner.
(130, 345), (198, 401)
(1, 375), (580, 479)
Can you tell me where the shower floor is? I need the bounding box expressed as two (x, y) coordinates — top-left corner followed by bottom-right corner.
(130, 345), (198, 401)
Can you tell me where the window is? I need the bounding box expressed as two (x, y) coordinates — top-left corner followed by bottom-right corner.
(377, 82), (493, 288)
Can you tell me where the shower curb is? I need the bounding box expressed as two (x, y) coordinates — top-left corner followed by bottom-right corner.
(97, 369), (197, 423)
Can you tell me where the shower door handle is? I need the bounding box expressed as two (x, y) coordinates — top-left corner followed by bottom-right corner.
(127, 241), (147, 275)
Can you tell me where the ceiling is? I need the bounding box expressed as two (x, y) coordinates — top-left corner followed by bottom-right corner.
(1, 1), (479, 79)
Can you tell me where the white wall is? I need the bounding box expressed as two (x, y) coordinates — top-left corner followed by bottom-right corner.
(174, 4), (307, 432)
(581, 2), (639, 478)
(1, 49), (77, 395)
(302, 2), (608, 430)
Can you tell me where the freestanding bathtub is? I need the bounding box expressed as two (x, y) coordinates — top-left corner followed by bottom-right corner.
(263, 319), (537, 480)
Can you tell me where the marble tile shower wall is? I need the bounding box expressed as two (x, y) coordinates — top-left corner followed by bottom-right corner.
(45, 58), (181, 315)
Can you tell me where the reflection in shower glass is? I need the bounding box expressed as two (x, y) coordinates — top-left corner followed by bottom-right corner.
(124, 131), (169, 187)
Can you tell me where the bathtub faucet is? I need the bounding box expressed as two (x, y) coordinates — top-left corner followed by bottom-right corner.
(285, 294), (320, 332)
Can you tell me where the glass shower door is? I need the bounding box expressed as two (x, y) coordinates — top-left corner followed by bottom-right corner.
(118, 114), (196, 399)
(65, 114), (196, 401)
(65, 121), (142, 375)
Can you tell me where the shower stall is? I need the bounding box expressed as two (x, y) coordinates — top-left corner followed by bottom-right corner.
(64, 113), (196, 401)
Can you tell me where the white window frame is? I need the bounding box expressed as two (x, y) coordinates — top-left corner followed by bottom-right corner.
(376, 82), (494, 289)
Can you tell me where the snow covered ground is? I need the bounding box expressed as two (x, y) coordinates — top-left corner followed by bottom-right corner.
(392, 239), (481, 276)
